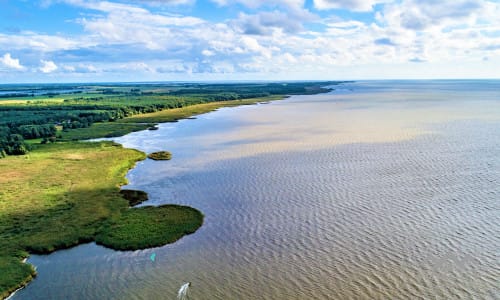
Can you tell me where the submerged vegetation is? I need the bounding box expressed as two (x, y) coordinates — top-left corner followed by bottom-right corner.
(148, 151), (172, 160)
(0, 81), (338, 298)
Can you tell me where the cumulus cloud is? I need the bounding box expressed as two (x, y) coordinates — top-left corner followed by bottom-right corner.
(378, 0), (488, 31)
(66, 0), (206, 51)
(202, 49), (215, 56)
(62, 64), (99, 73)
(39, 60), (58, 73)
(234, 10), (315, 35)
(0, 53), (25, 70)
(314, 0), (390, 11)
(3, 0), (500, 79)
(212, 0), (304, 10)
(126, 0), (193, 5)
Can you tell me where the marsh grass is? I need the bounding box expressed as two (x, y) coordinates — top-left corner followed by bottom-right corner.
(96, 205), (203, 250)
(148, 151), (172, 160)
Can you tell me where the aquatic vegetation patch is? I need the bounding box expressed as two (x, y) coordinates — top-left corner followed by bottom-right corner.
(148, 151), (172, 160)
(120, 189), (149, 206)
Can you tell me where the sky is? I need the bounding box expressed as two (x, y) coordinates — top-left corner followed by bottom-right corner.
(1, 0), (500, 83)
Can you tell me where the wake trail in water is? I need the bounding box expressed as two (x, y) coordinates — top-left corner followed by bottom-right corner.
(177, 282), (191, 300)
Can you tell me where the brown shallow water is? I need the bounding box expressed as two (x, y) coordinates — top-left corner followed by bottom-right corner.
(13, 80), (500, 299)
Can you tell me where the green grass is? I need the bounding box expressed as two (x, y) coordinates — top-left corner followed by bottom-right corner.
(147, 151), (172, 160)
(0, 256), (34, 299)
(60, 122), (152, 141)
(96, 205), (203, 250)
(0, 142), (202, 298)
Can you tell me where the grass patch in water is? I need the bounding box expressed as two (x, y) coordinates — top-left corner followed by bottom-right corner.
(96, 205), (203, 250)
(147, 151), (172, 160)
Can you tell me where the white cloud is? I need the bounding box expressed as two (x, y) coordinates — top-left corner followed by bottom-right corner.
(314, 0), (390, 11)
(234, 9), (316, 35)
(68, 1), (205, 51)
(202, 49), (215, 56)
(378, 0), (489, 31)
(212, 0), (305, 9)
(131, 0), (193, 5)
(0, 53), (24, 70)
(62, 64), (99, 73)
(0, 32), (83, 52)
(39, 60), (58, 73)
(3, 0), (500, 80)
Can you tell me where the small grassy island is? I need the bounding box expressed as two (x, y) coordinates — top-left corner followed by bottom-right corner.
(0, 81), (341, 299)
(96, 205), (203, 250)
(148, 151), (172, 160)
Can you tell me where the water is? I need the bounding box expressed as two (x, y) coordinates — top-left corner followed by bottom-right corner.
(13, 80), (500, 299)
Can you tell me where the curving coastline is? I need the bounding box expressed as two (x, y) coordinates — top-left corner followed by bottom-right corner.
(0, 95), (300, 299)
(1, 88), (338, 299)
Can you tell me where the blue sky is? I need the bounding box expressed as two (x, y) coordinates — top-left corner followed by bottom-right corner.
(1, 0), (500, 83)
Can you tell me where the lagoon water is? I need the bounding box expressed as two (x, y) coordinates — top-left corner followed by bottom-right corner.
(14, 81), (500, 299)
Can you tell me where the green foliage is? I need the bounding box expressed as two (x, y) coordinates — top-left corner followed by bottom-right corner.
(95, 205), (203, 250)
(19, 124), (56, 139)
(0, 134), (31, 155)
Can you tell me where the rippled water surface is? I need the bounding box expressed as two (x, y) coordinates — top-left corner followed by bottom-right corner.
(14, 81), (500, 299)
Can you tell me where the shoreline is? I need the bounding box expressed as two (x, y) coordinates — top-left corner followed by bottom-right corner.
(4, 259), (29, 300)
(2, 90), (334, 299)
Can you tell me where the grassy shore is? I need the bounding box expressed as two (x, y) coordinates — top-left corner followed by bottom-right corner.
(0, 142), (202, 298)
